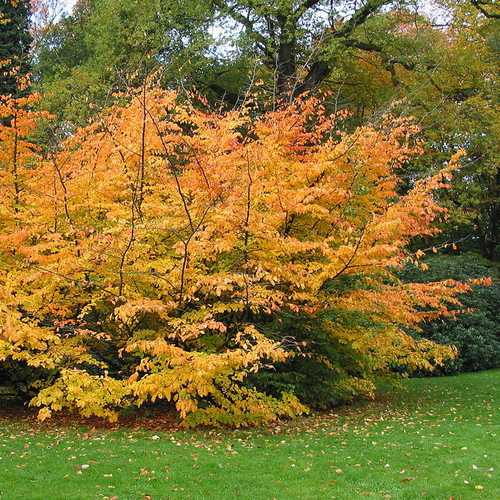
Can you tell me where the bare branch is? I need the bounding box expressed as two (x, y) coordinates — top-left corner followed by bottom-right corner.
(294, 0), (324, 19)
(470, 0), (500, 18)
(211, 0), (274, 59)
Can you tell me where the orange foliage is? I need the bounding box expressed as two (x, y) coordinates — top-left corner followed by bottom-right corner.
(0, 85), (475, 426)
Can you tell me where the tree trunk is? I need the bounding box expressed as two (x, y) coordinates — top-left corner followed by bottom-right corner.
(275, 15), (297, 96)
(479, 170), (499, 261)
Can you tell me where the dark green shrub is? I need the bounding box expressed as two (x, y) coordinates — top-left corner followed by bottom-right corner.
(250, 312), (380, 410)
(399, 253), (500, 374)
(0, 360), (53, 400)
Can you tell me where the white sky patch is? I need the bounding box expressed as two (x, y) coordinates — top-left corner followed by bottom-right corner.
(62, 0), (77, 13)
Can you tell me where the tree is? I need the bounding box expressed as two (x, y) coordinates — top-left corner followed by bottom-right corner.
(34, 0), (215, 124)
(395, 5), (499, 260)
(407, 3), (499, 260)
(0, 0), (32, 96)
(301, 3), (499, 260)
(211, 0), (404, 97)
(34, 0), (457, 119)
(2, 81), (486, 426)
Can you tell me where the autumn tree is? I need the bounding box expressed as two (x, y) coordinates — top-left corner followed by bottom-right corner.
(301, 3), (499, 260)
(0, 81), (490, 426)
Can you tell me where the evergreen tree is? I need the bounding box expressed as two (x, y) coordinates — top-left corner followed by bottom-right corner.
(0, 0), (32, 96)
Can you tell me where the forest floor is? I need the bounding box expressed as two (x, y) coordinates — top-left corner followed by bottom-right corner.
(0, 370), (498, 499)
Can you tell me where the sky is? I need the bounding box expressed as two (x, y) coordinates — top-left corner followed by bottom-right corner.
(60, 0), (449, 22)
(62, 0), (76, 12)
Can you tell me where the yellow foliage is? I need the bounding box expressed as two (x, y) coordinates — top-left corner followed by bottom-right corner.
(0, 85), (474, 426)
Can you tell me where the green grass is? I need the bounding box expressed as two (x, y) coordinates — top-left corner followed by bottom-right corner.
(0, 370), (498, 499)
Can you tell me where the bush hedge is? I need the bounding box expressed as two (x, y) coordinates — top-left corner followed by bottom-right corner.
(400, 253), (500, 374)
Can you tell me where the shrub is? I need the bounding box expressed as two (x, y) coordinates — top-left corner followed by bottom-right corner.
(0, 86), (472, 426)
(400, 253), (500, 374)
(249, 312), (376, 410)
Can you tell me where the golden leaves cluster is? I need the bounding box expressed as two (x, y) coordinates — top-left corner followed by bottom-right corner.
(0, 86), (475, 425)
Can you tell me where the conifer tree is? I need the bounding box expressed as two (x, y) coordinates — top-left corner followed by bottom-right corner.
(0, 0), (32, 96)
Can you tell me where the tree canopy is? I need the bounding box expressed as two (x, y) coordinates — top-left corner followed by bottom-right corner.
(0, 0), (32, 96)
(0, 0), (497, 427)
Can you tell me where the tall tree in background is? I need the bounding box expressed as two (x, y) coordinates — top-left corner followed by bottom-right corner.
(409, 5), (499, 260)
(34, 0), (438, 119)
(211, 0), (415, 97)
(272, 2), (499, 260)
(32, 1), (500, 110)
(0, 0), (32, 96)
(35, 0), (215, 124)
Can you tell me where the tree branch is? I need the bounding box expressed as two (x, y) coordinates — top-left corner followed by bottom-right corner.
(294, 0), (323, 20)
(470, 0), (500, 19)
(331, 0), (392, 39)
(293, 0), (392, 95)
(211, 0), (274, 59)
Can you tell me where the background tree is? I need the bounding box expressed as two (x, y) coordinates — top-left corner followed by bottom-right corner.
(406, 3), (499, 260)
(0, 0), (32, 97)
(34, 1), (450, 116)
(34, 0), (216, 124)
(298, 3), (499, 260)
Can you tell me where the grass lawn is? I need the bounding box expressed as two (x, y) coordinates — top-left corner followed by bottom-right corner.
(0, 370), (498, 499)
